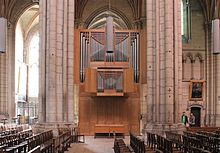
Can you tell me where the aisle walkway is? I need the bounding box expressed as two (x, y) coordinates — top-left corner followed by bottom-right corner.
(66, 136), (129, 153)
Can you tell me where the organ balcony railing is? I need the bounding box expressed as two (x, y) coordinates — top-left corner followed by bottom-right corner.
(79, 30), (140, 84)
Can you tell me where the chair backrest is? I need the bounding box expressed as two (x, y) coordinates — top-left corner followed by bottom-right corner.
(28, 146), (40, 153)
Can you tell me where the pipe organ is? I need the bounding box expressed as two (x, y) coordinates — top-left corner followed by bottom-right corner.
(76, 17), (141, 135)
(78, 18), (139, 96)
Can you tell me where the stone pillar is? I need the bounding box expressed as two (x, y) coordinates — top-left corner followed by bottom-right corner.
(0, 43), (7, 116)
(164, 0), (174, 123)
(7, 24), (16, 119)
(215, 54), (220, 126)
(205, 23), (216, 126)
(146, 0), (156, 123)
(159, 0), (166, 123)
(39, 0), (75, 124)
(173, 0), (182, 123)
(0, 23), (16, 120)
(143, 0), (183, 135)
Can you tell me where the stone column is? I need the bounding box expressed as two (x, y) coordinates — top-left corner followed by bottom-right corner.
(7, 24), (16, 119)
(215, 52), (220, 126)
(159, 0), (166, 123)
(143, 0), (183, 136)
(0, 23), (16, 119)
(146, 0), (156, 123)
(205, 23), (216, 126)
(164, 0), (174, 123)
(173, 0), (182, 123)
(0, 42), (7, 116)
(39, 0), (75, 124)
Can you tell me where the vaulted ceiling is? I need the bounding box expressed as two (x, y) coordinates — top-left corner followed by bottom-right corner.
(0, 0), (37, 24)
(0, 0), (220, 26)
(199, 0), (220, 22)
(75, 0), (142, 21)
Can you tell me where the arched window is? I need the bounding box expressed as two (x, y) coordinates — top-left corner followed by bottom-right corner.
(181, 0), (191, 43)
(28, 33), (39, 97)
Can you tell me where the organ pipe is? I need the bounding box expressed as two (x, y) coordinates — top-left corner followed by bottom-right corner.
(132, 41), (134, 68)
(80, 30), (140, 86)
(134, 36), (137, 82)
(106, 16), (114, 53)
(82, 35), (85, 81)
(136, 34), (139, 82)
(80, 33), (83, 82)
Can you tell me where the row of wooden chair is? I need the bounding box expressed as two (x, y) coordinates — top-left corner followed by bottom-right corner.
(27, 130), (53, 152)
(0, 129), (32, 153)
(0, 129), (32, 147)
(114, 138), (131, 153)
(130, 133), (145, 153)
(53, 130), (72, 153)
(183, 131), (220, 153)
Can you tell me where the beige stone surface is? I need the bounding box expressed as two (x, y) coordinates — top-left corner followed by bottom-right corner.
(66, 136), (130, 153)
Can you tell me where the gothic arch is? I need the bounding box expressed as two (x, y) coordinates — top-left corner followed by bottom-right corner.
(13, 3), (38, 25)
(186, 53), (194, 63)
(83, 6), (133, 29)
(194, 53), (204, 63)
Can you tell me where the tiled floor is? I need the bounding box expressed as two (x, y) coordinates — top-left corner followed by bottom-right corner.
(66, 136), (130, 153)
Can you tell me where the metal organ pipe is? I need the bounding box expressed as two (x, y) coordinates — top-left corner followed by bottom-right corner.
(106, 16), (114, 53)
(121, 39), (123, 61)
(80, 33), (83, 82)
(134, 36), (137, 82)
(125, 39), (128, 61)
(106, 16), (114, 62)
(87, 38), (89, 65)
(136, 34), (139, 83)
(98, 73), (102, 92)
(85, 38), (87, 68)
(82, 35), (85, 81)
(132, 41), (134, 69)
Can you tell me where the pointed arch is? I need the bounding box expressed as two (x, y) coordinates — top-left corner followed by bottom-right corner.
(194, 53), (204, 62)
(186, 52), (194, 62)
(84, 6), (133, 29)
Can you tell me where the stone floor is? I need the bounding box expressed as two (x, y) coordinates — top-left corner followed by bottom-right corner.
(66, 136), (130, 153)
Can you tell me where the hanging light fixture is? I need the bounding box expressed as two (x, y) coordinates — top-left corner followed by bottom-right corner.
(0, 17), (7, 53)
(212, 19), (220, 54)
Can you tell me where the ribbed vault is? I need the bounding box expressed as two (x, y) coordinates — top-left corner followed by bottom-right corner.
(0, 0), (38, 24)
(75, 0), (143, 21)
(199, 0), (220, 22)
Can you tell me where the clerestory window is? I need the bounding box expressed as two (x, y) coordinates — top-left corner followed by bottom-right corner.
(181, 0), (192, 43)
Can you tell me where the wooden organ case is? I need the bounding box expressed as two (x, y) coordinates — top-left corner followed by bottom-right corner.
(74, 17), (141, 136)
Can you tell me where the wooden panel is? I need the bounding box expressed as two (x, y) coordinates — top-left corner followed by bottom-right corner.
(85, 68), (97, 93)
(90, 62), (129, 68)
(97, 90), (124, 96)
(94, 124), (125, 134)
(74, 29), (80, 84)
(79, 96), (140, 135)
(124, 68), (134, 93)
(140, 29), (147, 84)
